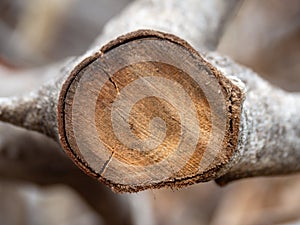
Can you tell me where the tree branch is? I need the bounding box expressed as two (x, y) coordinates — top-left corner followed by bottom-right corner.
(92, 0), (241, 51)
(2, 0), (299, 193)
(204, 52), (300, 184)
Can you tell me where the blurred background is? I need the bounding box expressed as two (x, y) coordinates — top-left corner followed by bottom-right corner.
(0, 0), (300, 224)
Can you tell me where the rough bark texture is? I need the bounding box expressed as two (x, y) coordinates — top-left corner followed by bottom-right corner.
(203, 52), (300, 183)
(1, 0), (300, 192)
(0, 60), (68, 138)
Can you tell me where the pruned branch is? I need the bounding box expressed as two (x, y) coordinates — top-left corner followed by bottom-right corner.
(1, 0), (300, 193)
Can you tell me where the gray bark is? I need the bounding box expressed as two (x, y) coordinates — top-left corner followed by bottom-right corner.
(1, 0), (300, 189)
(204, 52), (300, 183)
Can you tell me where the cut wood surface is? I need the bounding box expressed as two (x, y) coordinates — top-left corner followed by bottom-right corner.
(0, 0), (300, 193)
(58, 30), (242, 192)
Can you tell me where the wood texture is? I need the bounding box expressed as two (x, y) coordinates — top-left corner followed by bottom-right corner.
(58, 30), (243, 192)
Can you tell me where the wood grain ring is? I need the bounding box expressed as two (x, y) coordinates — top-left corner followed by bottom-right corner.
(57, 30), (243, 192)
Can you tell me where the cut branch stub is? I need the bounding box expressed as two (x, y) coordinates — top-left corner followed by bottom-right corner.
(57, 30), (243, 192)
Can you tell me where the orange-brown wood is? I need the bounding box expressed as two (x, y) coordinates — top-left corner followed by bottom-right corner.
(57, 30), (243, 192)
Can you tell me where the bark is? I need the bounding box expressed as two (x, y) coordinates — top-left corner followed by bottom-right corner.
(204, 52), (300, 184)
(91, 0), (241, 51)
(1, 0), (300, 192)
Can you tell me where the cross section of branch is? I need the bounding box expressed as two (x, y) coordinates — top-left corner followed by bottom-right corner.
(1, 0), (300, 192)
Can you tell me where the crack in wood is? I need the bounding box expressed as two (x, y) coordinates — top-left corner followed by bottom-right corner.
(99, 152), (115, 176)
